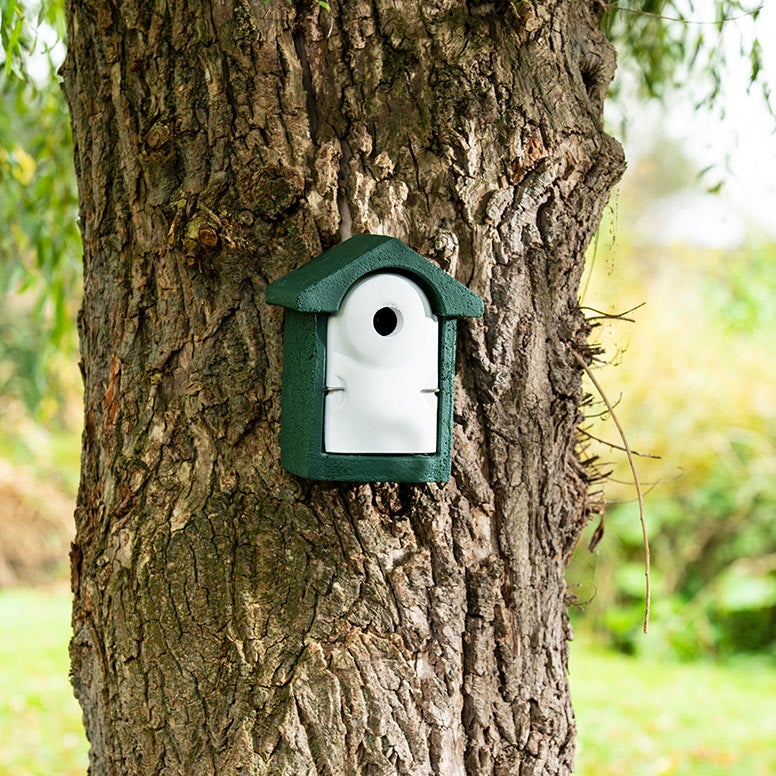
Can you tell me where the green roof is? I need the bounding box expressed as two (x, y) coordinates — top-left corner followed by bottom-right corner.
(265, 234), (484, 318)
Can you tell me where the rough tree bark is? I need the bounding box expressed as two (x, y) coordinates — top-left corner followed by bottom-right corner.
(62, 1), (624, 774)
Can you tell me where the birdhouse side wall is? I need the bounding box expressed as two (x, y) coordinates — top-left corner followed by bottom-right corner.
(278, 310), (327, 478)
(437, 317), (458, 469)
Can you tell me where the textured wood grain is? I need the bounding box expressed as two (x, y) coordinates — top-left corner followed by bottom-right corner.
(62, 1), (624, 773)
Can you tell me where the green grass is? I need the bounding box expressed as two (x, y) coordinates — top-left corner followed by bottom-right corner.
(0, 587), (88, 776)
(571, 640), (776, 775)
(1, 589), (775, 775)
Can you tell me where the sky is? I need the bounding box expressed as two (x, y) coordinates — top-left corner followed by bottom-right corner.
(609, 1), (776, 247)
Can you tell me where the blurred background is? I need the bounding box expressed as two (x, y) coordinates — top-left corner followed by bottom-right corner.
(0, 2), (774, 775)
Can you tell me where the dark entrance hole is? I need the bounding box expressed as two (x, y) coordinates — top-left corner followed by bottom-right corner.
(373, 307), (398, 336)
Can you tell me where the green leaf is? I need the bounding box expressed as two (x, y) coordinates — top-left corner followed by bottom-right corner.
(4, 15), (24, 76)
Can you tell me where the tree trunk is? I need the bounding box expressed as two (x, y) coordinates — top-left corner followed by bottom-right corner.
(62, 1), (623, 774)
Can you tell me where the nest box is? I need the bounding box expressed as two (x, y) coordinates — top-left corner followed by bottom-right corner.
(265, 234), (484, 482)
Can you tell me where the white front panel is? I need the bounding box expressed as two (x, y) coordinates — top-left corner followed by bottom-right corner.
(324, 273), (439, 454)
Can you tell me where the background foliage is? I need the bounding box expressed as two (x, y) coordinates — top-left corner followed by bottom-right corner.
(0, 0), (79, 429)
(0, 0), (773, 658)
(1, 0), (774, 642)
(604, 1), (770, 108)
(569, 137), (776, 661)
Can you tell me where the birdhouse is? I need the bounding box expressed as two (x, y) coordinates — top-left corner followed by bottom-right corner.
(265, 234), (484, 482)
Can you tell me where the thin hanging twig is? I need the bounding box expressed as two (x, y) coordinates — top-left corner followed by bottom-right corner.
(574, 350), (651, 634)
(578, 427), (662, 459)
(602, 2), (763, 25)
(605, 466), (684, 493)
(580, 302), (646, 323)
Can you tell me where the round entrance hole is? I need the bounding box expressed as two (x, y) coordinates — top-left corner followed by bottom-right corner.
(373, 307), (399, 337)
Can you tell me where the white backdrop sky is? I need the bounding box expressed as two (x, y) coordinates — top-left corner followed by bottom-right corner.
(608, 1), (776, 246)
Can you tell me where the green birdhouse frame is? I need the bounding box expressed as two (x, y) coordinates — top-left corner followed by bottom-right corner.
(265, 234), (484, 482)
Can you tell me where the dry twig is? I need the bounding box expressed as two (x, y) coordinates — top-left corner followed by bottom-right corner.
(574, 350), (651, 634)
(578, 427), (661, 459)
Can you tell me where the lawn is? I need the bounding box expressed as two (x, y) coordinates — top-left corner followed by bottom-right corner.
(570, 640), (776, 776)
(0, 588), (774, 775)
(0, 587), (87, 776)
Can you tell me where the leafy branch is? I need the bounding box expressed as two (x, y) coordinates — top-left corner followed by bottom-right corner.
(605, 0), (772, 117)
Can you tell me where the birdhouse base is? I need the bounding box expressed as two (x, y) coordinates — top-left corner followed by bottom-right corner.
(281, 450), (452, 483)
